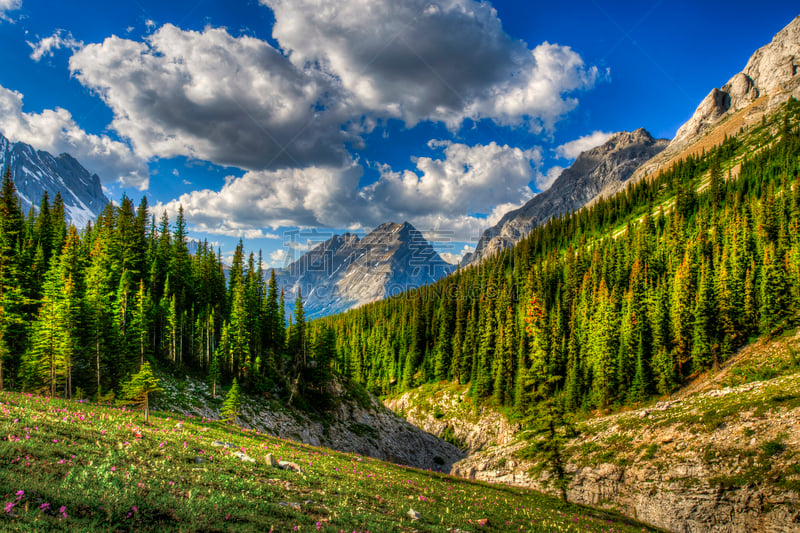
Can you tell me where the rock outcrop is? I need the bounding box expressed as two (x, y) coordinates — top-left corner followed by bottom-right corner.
(385, 385), (520, 455)
(154, 374), (465, 472)
(464, 129), (668, 265)
(450, 373), (800, 533)
(633, 14), (800, 183)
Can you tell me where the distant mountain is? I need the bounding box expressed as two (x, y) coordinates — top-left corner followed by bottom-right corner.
(463, 128), (668, 265)
(0, 132), (109, 227)
(632, 14), (800, 183)
(278, 222), (454, 318)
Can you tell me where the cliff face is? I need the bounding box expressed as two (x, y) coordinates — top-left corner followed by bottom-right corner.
(464, 129), (668, 265)
(385, 384), (520, 455)
(632, 14), (800, 183)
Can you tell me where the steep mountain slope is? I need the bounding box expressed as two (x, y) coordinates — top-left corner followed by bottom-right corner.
(464, 129), (668, 265)
(279, 222), (454, 317)
(0, 132), (109, 227)
(389, 329), (800, 533)
(631, 14), (800, 184)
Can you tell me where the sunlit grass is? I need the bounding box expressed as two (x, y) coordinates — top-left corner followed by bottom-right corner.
(0, 391), (658, 532)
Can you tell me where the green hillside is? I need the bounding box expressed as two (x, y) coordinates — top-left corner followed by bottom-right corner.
(321, 98), (800, 417)
(0, 390), (658, 532)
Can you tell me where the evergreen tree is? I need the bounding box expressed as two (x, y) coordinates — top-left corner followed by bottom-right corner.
(119, 362), (162, 423)
(221, 378), (243, 424)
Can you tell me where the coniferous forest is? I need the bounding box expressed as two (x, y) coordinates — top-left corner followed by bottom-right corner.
(322, 100), (800, 416)
(0, 176), (335, 406)
(0, 100), (799, 421)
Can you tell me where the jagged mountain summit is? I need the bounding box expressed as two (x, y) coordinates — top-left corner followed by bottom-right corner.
(463, 128), (668, 265)
(633, 14), (800, 181)
(0, 132), (109, 228)
(278, 221), (454, 318)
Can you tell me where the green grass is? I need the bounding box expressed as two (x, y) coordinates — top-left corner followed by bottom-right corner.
(0, 391), (659, 532)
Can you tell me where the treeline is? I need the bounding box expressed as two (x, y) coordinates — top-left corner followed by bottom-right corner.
(321, 100), (800, 414)
(0, 177), (334, 405)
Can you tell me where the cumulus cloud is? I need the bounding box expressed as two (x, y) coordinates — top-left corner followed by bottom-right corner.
(0, 83), (149, 188)
(361, 140), (537, 218)
(555, 130), (613, 160)
(264, 0), (598, 130)
(536, 165), (564, 192)
(67, 4), (598, 173)
(28, 30), (83, 61)
(156, 141), (541, 242)
(440, 244), (475, 265)
(69, 24), (352, 171)
(0, 0), (21, 22)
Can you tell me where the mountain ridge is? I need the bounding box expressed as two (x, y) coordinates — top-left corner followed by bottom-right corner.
(630, 14), (800, 184)
(463, 128), (669, 265)
(0, 132), (109, 227)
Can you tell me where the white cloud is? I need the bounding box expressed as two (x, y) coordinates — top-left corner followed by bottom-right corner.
(28, 30), (83, 61)
(68, 5), (599, 172)
(269, 248), (291, 267)
(0, 0), (21, 22)
(440, 244), (475, 265)
(555, 130), (613, 160)
(362, 140), (538, 218)
(69, 24), (352, 171)
(156, 141), (540, 242)
(0, 83), (149, 188)
(264, 0), (599, 131)
(536, 165), (564, 191)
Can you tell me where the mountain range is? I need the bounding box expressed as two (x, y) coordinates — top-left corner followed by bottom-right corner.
(0, 132), (109, 228)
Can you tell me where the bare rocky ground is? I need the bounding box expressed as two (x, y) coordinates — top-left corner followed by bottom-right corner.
(151, 375), (465, 473)
(387, 330), (800, 533)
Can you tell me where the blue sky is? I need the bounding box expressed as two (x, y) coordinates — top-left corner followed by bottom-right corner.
(0, 0), (798, 265)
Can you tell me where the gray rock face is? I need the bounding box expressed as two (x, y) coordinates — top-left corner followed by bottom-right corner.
(0, 132), (109, 227)
(635, 15), (800, 182)
(448, 374), (800, 533)
(155, 374), (465, 472)
(278, 222), (454, 318)
(464, 129), (668, 265)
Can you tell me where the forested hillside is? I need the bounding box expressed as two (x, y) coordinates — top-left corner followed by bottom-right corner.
(321, 99), (800, 416)
(0, 178), (335, 406)
(1, 100), (799, 423)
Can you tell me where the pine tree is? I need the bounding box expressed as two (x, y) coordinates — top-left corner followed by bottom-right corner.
(221, 378), (243, 424)
(287, 290), (306, 402)
(208, 349), (221, 399)
(119, 362), (162, 423)
(0, 167), (25, 390)
(691, 261), (715, 371)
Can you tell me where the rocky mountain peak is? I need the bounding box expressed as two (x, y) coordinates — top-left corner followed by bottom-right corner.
(463, 128), (668, 265)
(279, 221), (453, 317)
(0, 132), (109, 228)
(672, 15), (800, 149)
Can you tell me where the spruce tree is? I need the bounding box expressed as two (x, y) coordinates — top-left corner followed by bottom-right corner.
(119, 362), (162, 423)
(221, 378), (243, 424)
